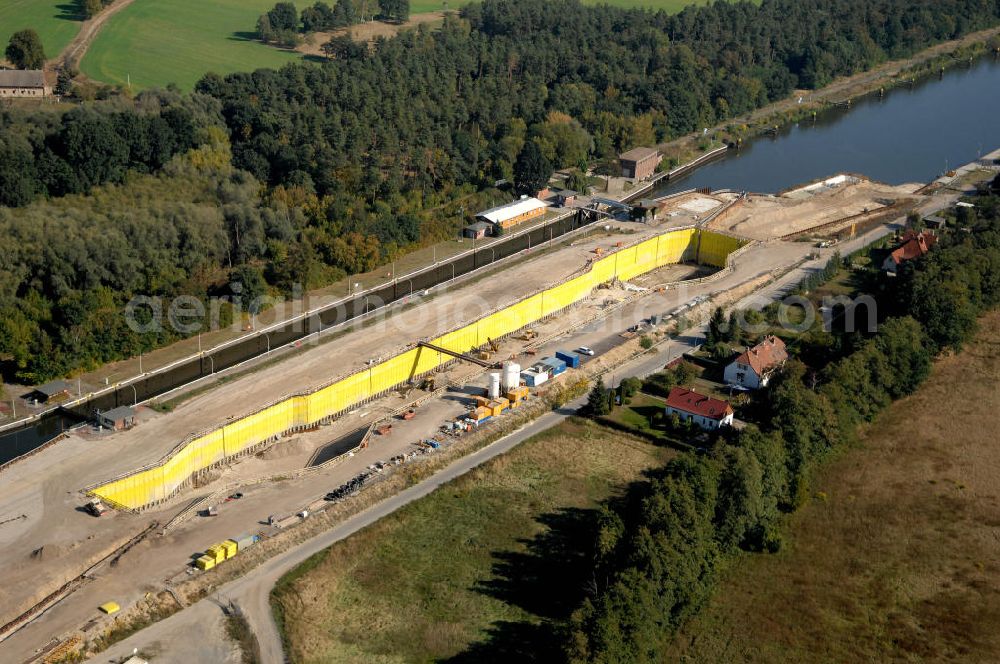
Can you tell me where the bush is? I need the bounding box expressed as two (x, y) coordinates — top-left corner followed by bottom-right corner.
(639, 335), (654, 349)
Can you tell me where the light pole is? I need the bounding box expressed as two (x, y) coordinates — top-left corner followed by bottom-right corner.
(130, 384), (137, 407)
(139, 351), (143, 375)
(208, 355), (215, 374)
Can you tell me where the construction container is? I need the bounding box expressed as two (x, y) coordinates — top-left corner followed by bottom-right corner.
(234, 533), (259, 550)
(471, 406), (492, 423)
(505, 386), (529, 407)
(502, 362), (521, 391)
(488, 398), (509, 417)
(221, 540), (238, 559)
(488, 373), (501, 399)
(195, 555), (215, 571)
(99, 601), (121, 615)
(206, 544), (227, 564)
(473, 395), (490, 408)
(541, 357), (568, 376)
(555, 351), (580, 368)
(521, 370), (548, 387)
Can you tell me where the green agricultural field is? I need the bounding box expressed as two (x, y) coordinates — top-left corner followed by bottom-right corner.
(80, 0), (314, 90)
(80, 0), (716, 90)
(0, 0), (83, 62)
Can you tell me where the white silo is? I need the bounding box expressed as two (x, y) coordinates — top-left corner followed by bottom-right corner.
(488, 373), (502, 399)
(502, 362), (521, 391)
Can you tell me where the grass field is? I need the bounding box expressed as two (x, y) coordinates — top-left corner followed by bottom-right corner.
(0, 0), (82, 62)
(79, 0), (315, 90)
(272, 418), (671, 663)
(80, 0), (715, 90)
(667, 310), (1000, 662)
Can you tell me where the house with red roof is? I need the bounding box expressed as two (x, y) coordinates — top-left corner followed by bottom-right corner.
(882, 230), (937, 274)
(664, 387), (734, 430)
(723, 335), (788, 389)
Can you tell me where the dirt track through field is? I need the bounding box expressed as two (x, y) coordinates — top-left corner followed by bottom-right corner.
(56, 0), (136, 71)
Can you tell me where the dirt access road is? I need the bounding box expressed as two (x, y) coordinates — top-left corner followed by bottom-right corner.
(56, 0), (136, 71)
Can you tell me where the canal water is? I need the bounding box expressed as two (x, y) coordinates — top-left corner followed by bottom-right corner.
(658, 55), (1000, 195)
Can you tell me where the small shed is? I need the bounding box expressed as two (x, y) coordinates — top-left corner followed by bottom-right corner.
(619, 147), (662, 180)
(31, 380), (72, 404)
(97, 406), (136, 431)
(923, 214), (947, 229)
(555, 189), (578, 206)
(463, 221), (492, 239)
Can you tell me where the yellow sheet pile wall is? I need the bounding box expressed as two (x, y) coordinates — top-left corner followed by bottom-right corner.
(89, 229), (744, 510)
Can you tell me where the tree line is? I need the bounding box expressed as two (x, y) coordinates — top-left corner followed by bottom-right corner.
(565, 193), (1000, 661)
(257, 0), (410, 48)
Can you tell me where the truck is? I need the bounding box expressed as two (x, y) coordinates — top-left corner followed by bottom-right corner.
(84, 499), (108, 517)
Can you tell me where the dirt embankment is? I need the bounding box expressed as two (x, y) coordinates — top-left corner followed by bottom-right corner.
(297, 12), (447, 56)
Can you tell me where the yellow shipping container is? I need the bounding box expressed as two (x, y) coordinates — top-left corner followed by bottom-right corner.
(471, 406), (491, 422)
(222, 540), (238, 559)
(195, 555), (215, 571)
(206, 544), (227, 564)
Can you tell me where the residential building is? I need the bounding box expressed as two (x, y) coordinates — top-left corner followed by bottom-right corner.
(664, 387), (734, 430)
(619, 146), (662, 180)
(0, 69), (49, 97)
(476, 196), (548, 232)
(882, 229), (937, 274)
(724, 335), (788, 389)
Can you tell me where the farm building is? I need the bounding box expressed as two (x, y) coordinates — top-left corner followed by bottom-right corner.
(476, 197), (548, 231)
(664, 387), (733, 430)
(882, 230), (937, 274)
(97, 406), (136, 431)
(0, 70), (49, 97)
(724, 335), (788, 389)
(619, 146), (662, 180)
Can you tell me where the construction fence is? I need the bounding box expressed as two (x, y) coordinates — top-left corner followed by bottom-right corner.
(86, 228), (745, 511)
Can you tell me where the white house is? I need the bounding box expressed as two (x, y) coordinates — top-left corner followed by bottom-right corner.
(664, 387), (734, 430)
(724, 335), (788, 389)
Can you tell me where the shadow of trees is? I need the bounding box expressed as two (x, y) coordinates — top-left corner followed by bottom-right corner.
(441, 507), (594, 663)
(56, 2), (87, 22)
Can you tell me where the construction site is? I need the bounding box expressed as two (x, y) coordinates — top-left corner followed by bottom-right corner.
(703, 175), (923, 240)
(0, 175), (946, 662)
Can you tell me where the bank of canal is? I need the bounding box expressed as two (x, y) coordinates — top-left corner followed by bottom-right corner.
(658, 55), (1000, 196)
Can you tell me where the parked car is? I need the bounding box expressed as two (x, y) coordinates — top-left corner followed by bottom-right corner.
(577, 346), (595, 356)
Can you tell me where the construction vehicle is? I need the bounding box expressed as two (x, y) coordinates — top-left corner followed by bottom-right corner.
(420, 376), (435, 391)
(84, 499), (108, 517)
(487, 337), (500, 352)
(399, 409), (417, 420)
(521, 329), (536, 341)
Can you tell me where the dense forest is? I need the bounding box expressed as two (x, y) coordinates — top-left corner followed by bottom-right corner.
(564, 193), (1000, 662)
(1, 0), (999, 383)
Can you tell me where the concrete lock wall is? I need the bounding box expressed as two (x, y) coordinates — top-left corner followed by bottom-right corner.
(88, 229), (744, 511)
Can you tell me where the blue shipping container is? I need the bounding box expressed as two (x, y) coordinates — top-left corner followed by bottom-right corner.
(555, 351), (580, 368)
(541, 357), (568, 376)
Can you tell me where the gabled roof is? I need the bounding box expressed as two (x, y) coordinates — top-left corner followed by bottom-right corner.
(0, 69), (45, 87)
(665, 387), (733, 421)
(35, 380), (71, 397)
(619, 146), (659, 162)
(731, 335), (788, 377)
(476, 197), (547, 224)
(888, 230), (936, 266)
